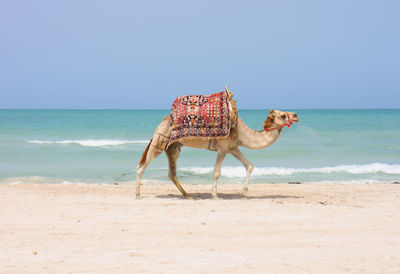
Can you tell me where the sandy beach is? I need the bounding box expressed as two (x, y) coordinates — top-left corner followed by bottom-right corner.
(1, 183), (400, 273)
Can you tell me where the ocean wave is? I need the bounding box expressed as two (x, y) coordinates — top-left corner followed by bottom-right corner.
(2, 176), (65, 184)
(1, 176), (168, 185)
(179, 163), (400, 178)
(27, 139), (149, 147)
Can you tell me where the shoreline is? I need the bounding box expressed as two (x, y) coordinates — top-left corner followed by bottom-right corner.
(1, 183), (400, 272)
(2, 162), (399, 186)
(1, 178), (399, 186)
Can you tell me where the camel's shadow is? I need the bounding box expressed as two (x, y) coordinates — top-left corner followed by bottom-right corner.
(157, 193), (301, 200)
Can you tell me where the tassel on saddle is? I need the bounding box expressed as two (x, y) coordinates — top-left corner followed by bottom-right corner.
(225, 86), (238, 136)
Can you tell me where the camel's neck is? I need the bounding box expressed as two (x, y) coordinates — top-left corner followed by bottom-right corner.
(237, 117), (282, 150)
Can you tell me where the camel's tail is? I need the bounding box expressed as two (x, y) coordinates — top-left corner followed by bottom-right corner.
(138, 138), (152, 167)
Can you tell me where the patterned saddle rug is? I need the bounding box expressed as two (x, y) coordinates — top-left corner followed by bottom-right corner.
(168, 91), (234, 147)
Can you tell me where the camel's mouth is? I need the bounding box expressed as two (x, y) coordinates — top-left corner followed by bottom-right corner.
(291, 113), (300, 123)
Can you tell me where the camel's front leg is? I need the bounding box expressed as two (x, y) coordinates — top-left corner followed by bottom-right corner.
(231, 148), (254, 197)
(212, 150), (226, 199)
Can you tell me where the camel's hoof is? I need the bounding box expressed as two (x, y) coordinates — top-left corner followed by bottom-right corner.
(211, 194), (220, 200)
(184, 195), (194, 200)
(135, 195), (142, 200)
(240, 189), (249, 198)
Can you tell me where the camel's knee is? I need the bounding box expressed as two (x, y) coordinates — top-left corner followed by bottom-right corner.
(136, 165), (145, 177)
(247, 163), (254, 174)
(213, 170), (221, 180)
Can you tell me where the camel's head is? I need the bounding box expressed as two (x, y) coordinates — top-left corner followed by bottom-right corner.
(263, 110), (299, 131)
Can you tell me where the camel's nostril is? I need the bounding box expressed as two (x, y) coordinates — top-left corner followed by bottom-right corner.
(293, 114), (298, 118)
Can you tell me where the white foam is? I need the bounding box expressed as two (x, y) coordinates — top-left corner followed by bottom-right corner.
(2, 177), (110, 185)
(179, 163), (400, 178)
(180, 167), (214, 175)
(1, 176), (169, 185)
(61, 181), (75, 185)
(27, 139), (149, 147)
(2, 176), (62, 184)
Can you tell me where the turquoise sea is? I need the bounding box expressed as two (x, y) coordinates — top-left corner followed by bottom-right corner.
(0, 109), (399, 185)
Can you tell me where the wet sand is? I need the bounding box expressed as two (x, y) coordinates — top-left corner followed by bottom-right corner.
(1, 183), (400, 273)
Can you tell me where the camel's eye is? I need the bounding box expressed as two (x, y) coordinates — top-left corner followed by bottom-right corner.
(281, 114), (286, 119)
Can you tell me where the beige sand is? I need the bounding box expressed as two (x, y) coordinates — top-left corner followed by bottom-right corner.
(1, 183), (400, 273)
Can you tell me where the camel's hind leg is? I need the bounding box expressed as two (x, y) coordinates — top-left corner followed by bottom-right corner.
(135, 141), (163, 199)
(165, 144), (191, 199)
(136, 116), (172, 199)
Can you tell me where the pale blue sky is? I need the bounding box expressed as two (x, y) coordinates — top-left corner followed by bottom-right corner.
(0, 0), (399, 109)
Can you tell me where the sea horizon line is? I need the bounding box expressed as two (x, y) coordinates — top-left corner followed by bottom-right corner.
(1, 108), (399, 111)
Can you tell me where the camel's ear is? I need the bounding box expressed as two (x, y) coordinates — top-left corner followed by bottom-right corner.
(268, 110), (276, 118)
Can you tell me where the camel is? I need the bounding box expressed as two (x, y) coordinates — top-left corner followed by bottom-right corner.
(136, 109), (299, 199)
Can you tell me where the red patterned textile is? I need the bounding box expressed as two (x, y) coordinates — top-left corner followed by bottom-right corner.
(168, 92), (231, 146)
